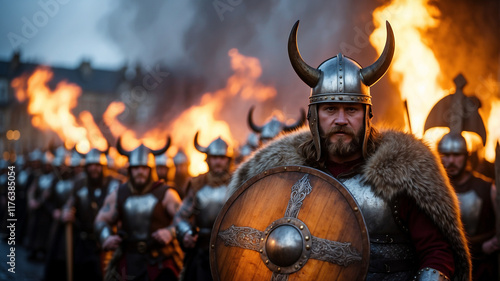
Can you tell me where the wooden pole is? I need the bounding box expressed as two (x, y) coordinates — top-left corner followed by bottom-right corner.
(66, 222), (73, 281)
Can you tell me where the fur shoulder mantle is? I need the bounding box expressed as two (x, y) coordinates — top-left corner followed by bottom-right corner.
(228, 129), (471, 280)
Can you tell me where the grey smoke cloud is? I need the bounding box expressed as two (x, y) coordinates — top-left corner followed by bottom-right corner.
(101, 0), (389, 139)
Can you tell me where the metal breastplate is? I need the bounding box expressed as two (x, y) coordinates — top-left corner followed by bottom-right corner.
(340, 174), (416, 279)
(341, 174), (401, 235)
(77, 186), (97, 214)
(55, 179), (74, 205)
(457, 190), (482, 236)
(38, 173), (55, 194)
(18, 170), (29, 187)
(123, 193), (158, 241)
(194, 184), (228, 230)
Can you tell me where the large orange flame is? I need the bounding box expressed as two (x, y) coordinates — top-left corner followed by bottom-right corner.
(168, 49), (276, 176)
(370, 0), (499, 162)
(11, 67), (108, 152)
(102, 48), (277, 176)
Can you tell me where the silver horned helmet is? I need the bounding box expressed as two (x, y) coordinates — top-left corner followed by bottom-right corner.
(67, 149), (85, 167)
(425, 74), (486, 155)
(288, 20), (395, 160)
(117, 137), (171, 168)
(194, 132), (232, 158)
(247, 106), (306, 143)
(83, 148), (109, 166)
(155, 153), (169, 167)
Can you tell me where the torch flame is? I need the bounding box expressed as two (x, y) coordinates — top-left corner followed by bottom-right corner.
(11, 67), (108, 152)
(370, 0), (499, 163)
(169, 48), (276, 176)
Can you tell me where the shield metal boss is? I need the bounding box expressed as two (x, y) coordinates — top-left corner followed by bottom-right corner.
(210, 165), (369, 281)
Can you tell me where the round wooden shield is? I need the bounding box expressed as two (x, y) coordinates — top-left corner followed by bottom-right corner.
(210, 166), (369, 281)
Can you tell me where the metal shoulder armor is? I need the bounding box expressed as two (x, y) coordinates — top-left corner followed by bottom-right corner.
(414, 268), (450, 281)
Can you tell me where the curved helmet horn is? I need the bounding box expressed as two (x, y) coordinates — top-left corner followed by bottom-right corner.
(247, 106), (263, 133)
(116, 137), (131, 157)
(360, 21), (395, 86)
(150, 136), (171, 156)
(283, 108), (307, 132)
(194, 132), (208, 154)
(288, 20), (321, 87)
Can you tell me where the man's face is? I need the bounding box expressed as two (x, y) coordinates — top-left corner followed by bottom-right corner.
(440, 153), (467, 179)
(130, 166), (151, 187)
(206, 156), (230, 175)
(86, 164), (103, 181)
(156, 166), (168, 180)
(317, 102), (365, 159)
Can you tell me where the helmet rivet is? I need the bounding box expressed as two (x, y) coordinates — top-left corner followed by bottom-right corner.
(330, 97), (334, 100)
(339, 75), (342, 79)
(339, 81), (342, 84)
(339, 96), (343, 100)
(339, 68), (342, 71)
(351, 97), (354, 100)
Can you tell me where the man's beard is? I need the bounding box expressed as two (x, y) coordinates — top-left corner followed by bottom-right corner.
(130, 173), (151, 191)
(209, 166), (229, 178)
(323, 126), (364, 158)
(445, 163), (466, 180)
(87, 172), (103, 186)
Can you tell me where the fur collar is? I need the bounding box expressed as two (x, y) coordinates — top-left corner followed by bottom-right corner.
(228, 128), (471, 280)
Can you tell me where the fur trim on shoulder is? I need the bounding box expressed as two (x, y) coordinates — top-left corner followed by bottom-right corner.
(227, 129), (310, 196)
(363, 130), (471, 281)
(227, 128), (471, 280)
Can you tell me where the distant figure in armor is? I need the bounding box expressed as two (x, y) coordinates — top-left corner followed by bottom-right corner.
(437, 134), (498, 280)
(14, 155), (34, 245)
(25, 150), (55, 261)
(95, 137), (183, 281)
(424, 73), (498, 281)
(156, 152), (183, 197)
(62, 148), (123, 281)
(175, 132), (233, 281)
(173, 149), (190, 199)
(43, 146), (77, 281)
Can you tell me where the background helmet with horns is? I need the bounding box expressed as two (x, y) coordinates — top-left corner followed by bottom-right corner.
(288, 20), (395, 160)
(79, 147), (109, 166)
(194, 132), (232, 158)
(116, 137), (171, 168)
(247, 106), (306, 143)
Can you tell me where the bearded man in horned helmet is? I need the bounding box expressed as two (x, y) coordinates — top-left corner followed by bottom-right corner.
(95, 138), (183, 281)
(226, 21), (471, 280)
(175, 132), (233, 281)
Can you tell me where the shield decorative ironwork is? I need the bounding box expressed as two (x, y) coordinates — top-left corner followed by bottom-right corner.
(210, 166), (369, 281)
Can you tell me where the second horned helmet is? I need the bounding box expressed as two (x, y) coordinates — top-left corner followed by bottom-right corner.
(117, 137), (171, 168)
(194, 132), (232, 158)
